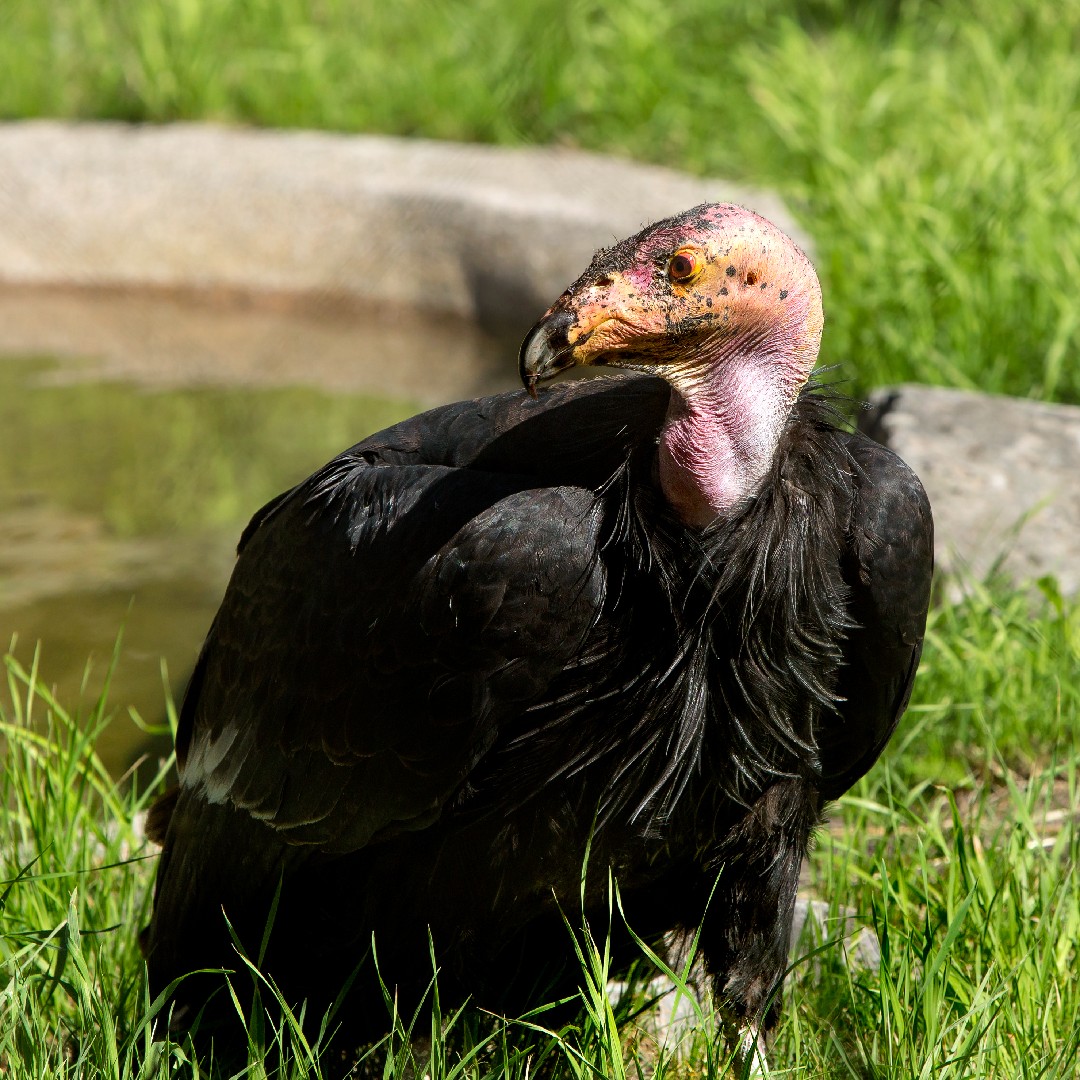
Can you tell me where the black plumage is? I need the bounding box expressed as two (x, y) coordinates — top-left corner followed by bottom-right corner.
(144, 204), (932, 1066)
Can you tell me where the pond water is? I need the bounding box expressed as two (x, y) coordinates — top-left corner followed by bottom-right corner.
(0, 288), (514, 776)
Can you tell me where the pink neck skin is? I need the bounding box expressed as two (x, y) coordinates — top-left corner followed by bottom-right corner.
(657, 337), (805, 528)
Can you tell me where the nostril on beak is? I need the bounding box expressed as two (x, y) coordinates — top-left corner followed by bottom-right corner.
(541, 307), (576, 351)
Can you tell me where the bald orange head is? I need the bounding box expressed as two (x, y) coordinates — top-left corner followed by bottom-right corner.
(520, 203), (822, 400)
(520, 204), (826, 524)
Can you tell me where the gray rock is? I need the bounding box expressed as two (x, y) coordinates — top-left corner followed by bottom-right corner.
(0, 121), (809, 333)
(790, 897), (881, 975)
(862, 385), (1080, 594)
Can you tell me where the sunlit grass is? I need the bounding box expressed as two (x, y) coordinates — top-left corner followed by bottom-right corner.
(1, 577), (1077, 1076)
(786, 755), (1080, 1078)
(0, 645), (175, 1075)
(878, 575), (1080, 789)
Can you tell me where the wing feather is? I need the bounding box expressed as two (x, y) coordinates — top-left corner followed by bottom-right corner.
(178, 440), (610, 852)
(818, 432), (934, 796)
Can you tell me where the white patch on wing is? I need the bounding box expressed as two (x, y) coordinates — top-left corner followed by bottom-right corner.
(182, 722), (243, 804)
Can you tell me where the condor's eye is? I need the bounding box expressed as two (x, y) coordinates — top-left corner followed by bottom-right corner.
(667, 249), (701, 284)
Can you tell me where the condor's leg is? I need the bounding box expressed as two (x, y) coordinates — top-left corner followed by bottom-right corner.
(698, 778), (822, 1074)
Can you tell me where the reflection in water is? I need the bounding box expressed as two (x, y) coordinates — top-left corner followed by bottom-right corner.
(0, 287), (515, 776)
(0, 347), (440, 776)
(0, 286), (516, 405)
(4, 578), (228, 777)
(0, 357), (421, 537)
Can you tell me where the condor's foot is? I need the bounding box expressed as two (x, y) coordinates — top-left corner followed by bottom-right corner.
(721, 1014), (770, 1078)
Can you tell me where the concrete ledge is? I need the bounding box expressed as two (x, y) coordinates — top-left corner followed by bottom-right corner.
(0, 121), (808, 329)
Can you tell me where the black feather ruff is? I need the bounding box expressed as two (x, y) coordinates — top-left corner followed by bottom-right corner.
(485, 386), (856, 828)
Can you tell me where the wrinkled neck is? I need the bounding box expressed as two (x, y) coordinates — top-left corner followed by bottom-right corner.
(657, 350), (802, 528)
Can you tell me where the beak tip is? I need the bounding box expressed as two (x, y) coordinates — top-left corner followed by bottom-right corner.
(518, 309), (577, 391)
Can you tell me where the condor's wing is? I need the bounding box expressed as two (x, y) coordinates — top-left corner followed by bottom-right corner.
(165, 376), (670, 854)
(818, 434), (934, 798)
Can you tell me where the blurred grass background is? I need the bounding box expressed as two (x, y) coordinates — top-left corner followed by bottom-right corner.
(4, 0), (1080, 401)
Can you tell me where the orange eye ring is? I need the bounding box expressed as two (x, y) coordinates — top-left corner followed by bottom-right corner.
(668, 249), (701, 284)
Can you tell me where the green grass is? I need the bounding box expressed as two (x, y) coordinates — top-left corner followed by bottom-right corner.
(882, 576), (1080, 788)
(4, 0), (1080, 402)
(2, 579), (1077, 1077)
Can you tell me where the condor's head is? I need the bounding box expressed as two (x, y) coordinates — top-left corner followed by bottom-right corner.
(520, 203), (824, 528)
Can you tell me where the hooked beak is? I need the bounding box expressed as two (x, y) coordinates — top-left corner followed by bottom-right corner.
(518, 271), (649, 397)
(518, 308), (580, 398)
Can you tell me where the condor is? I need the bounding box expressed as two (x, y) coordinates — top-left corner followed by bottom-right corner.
(144, 204), (932, 1070)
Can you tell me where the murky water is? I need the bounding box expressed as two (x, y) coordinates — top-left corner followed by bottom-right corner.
(0, 288), (513, 776)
